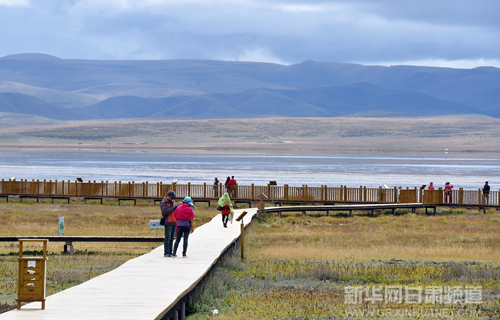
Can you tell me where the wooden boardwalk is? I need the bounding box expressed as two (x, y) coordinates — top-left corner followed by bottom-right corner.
(0, 208), (257, 320)
(264, 203), (437, 216)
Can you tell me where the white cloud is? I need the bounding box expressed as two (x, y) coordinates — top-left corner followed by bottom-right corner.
(221, 47), (289, 65)
(0, 0), (499, 67)
(363, 58), (500, 69)
(0, 0), (29, 6)
(277, 3), (334, 13)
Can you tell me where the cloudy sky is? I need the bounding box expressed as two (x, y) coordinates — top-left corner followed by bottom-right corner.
(0, 0), (499, 68)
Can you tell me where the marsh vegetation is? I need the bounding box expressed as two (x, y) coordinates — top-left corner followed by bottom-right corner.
(1, 201), (499, 318)
(187, 209), (500, 319)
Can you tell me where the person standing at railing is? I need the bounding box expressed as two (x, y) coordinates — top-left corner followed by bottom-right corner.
(224, 176), (231, 195)
(213, 177), (219, 197)
(172, 196), (195, 258)
(228, 176), (237, 198)
(428, 182), (435, 190)
(444, 182), (453, 203)
(218, 192), (234, 228)
(161, 190), (178, 258)
(482, 181), (490, 204)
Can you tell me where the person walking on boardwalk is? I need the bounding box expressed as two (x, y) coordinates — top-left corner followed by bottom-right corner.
(483, 181), (490, 204)
(173, 196), (195, 258)
(213, 177), (219, 197)
(218, 192), (234, 228)
(444, 181), (453, 203)
(161, 190), (178, 257)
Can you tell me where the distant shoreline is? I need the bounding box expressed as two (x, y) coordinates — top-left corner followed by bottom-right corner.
(1, 116), (500, 158)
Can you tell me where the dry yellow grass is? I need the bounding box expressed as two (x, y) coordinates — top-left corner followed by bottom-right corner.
(246, 212), (500, 262)
(0, 200), (218, 310)
(0, 200), (218, 254)
(187, 209), (500, 319)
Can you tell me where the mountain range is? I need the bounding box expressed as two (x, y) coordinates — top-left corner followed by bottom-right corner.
(0, 53), (499, 120)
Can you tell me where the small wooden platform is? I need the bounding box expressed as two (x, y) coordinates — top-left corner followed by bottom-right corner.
(0, 208), (257, 320)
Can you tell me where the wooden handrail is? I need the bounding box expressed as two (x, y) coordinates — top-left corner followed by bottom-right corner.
(0, 179), (498, 207)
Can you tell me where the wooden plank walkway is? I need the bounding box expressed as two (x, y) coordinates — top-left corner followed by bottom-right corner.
(0, 208), (257, 320)
(264, 203), (437, 216)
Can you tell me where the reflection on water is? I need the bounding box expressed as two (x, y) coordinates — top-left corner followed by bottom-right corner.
(0, 152), (498, 189)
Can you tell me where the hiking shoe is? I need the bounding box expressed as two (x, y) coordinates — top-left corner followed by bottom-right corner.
(182, 254), (187, 258)
(172, 254), (177, 258)
(166, 254), (172, 257)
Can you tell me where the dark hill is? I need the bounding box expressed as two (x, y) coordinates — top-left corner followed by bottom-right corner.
(0, 54), (498, 120)
(78, 83), (476, 119)
(0, 92), (92, 120)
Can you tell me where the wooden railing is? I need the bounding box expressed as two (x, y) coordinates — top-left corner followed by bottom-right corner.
(0, 179), (497, 207)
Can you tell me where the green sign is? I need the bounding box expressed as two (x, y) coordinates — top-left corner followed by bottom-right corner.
(58, 216), (64, 235)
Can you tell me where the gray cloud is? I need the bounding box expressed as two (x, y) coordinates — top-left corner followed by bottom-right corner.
(0, 0), (498, 68)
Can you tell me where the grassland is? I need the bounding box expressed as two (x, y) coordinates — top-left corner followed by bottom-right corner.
(1, 201), (500, 318)
(186, 209), (500, 319)
(0, 200), (218, 312)
(1, 116), (500, 157)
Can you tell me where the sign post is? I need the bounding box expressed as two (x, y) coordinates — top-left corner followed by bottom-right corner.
(235, 211), (248, 261)
(58, 216), (64, 236)
(150, 219), (164, 237)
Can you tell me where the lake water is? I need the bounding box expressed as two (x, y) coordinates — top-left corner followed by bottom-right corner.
(0, 151), (498, 190)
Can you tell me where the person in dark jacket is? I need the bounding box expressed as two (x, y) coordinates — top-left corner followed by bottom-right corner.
(161, 190), (178, 257)
(483, 181), (490, 204)
(224, 176), (231, 194)
(173, 196), (196, 258)
(213, 177), (219, 197)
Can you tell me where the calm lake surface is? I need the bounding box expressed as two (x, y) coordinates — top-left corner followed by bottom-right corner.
(0, 151), (498, 190)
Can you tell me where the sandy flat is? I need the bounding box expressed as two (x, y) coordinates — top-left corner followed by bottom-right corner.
(1, 116), (500, 157)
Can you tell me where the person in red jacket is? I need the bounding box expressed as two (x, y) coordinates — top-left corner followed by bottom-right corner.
(172, 196), (195, 258)
(444, 181), (453, 203)
(161, 190), (178, 257)
(228, 176), (237, 198)
(428, 182), (435, 190)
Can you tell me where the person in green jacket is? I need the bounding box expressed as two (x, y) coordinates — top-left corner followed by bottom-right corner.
(218, 192), (234, 228)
